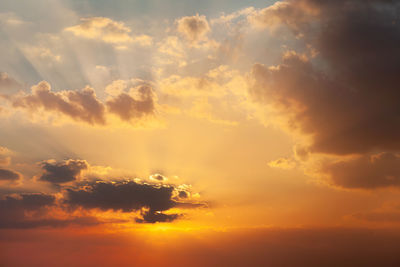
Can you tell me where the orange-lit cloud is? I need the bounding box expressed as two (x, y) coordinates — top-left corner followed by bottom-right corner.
(65, 17), (152, 46)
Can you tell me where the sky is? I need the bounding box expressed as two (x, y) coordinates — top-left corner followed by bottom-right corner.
(1, 0), (400, 266)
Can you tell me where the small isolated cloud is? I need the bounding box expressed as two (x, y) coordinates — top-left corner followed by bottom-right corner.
(150, 173), (167, 182)
(65, 17), (152, 46)
(65, 17), (132, 43)
(38, 159), (88, 184)
(268, 157), (297, 170)
(177, 14), (210, 43)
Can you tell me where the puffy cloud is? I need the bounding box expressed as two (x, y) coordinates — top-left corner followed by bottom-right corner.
(12, 81), (106, 125)
(106, 83), (156, 121)
(177, 14), (210, 43)
(10, 80), (160, 126)
(249, 0), (319, 32)
(38, 159), (88, 184)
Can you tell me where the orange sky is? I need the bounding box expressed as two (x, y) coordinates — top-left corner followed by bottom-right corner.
(1, 0), (400, 266)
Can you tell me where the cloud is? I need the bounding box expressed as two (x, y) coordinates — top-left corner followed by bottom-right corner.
(0, 170), (204, 227)
(177, 14), (210, 43)
(106, 83), (156, 121)
(321, 153), (400, 189)
(248, 0), (400, 156)
(12, 81), (106, 125)
(0, 192), (101, 229)
(64, 179), (205, 223)
(0, 193), (56, 228)
(9, 80), (160, 126)
(64, 180), (179, 223)
(136, 210), (179, 224)
(0, 72), (21, 92)
(38, 159), (88, 184)
(65, 17), (152, 47)
(65, 17), (133, 44)
(0, 168), (20, 182)
(248, 0), (400, 188)
(0, 146), (11, 166)
(249, 0), (318, 32)
(149, 173), (167, 182)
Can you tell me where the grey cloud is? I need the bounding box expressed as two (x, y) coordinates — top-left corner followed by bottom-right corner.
(39, 159), (88, 184)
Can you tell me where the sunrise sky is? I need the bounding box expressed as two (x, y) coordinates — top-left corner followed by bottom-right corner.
(1, 0), (400, 266)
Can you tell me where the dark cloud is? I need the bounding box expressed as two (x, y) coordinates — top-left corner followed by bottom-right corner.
(136, 210), (179, 224)
(178, 190), (189, 198)
(0, 168), (20, 182)
(64, 180), (180, 223)
(321, 153), (400, 189)
(249, 0), (400, 188)
(106, 84), (156, 121)
(39, 159), (88, 184)
(250, 0), (400, 155)
(12, 81), (106, 125)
